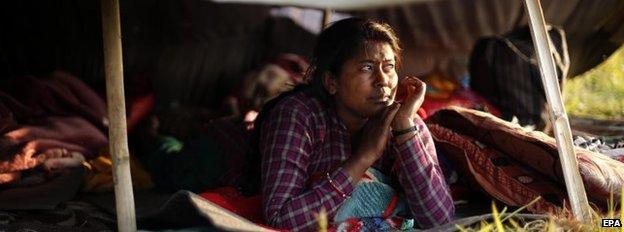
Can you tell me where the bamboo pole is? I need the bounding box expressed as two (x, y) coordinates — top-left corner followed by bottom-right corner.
(100, 0), (137, 231)
(321, 8), (332, 29)
(523, 0), (591, 222)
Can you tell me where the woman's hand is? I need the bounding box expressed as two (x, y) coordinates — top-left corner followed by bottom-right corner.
(343, 103), (400, 181)
(357, 103), (401, 163)
(393, 76), (426, 130)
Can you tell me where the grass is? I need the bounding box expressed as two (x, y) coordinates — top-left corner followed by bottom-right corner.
(564, 45), (624, 120)
(456, 187), (624, 232)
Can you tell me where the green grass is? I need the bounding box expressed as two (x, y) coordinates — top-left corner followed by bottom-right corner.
(564, 45), (624, 120)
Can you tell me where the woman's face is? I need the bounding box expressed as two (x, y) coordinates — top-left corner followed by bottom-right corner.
(326, 41), (398, 118)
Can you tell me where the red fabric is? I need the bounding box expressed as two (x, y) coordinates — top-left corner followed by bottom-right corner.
(382, 194), (398, 219)
(126, 93), (155, 132)
(199, 187), (264, 224)
(417, 108), (427, 119)
(328, 218), (362, 232)
(421, 89), (500, 119)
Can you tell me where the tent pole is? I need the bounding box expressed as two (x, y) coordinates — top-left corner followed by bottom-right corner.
(523, 0), (591, 222)
(321, 8), (332, 29)
(100, 0), (137, 231)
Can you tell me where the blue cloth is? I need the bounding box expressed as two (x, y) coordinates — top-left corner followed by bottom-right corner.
(334, 168), (410, 223)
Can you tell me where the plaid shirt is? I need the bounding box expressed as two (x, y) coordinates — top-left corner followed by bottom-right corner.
(260, 91), (454, 231)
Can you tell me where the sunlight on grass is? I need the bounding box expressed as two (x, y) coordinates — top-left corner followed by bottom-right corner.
(564, 45), (624, 120)
(456, 187), (624, 232)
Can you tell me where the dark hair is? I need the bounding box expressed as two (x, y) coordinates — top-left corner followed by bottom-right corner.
(240, 18), (402, 195)
(306, 17), (402, 105)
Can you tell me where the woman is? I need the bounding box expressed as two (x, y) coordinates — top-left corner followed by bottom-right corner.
(258, 18), (454, 231)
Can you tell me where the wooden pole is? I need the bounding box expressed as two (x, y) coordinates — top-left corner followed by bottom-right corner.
(523, 0), (591, 222)
(100, 0), (137, 231)
(321, 8), (332, 29)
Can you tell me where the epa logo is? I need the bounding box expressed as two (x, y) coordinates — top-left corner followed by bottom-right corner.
(602, 219), (622, 227)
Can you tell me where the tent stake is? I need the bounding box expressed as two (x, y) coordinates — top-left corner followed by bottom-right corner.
(101, 0), (137, 231)
(523, 0), (591, 222)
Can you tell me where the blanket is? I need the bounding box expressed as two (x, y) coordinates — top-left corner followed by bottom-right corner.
(331, 168), (413, 231)
(427, 106), (624, 208)
(0, 71), (113, 210)
(0, 71), (108, 187)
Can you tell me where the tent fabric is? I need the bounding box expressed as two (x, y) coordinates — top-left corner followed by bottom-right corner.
(1, 0), (314, 110)
(354, 0), (624, 79)
(212, 0), (432, 10)
(1, 0), (623, 110)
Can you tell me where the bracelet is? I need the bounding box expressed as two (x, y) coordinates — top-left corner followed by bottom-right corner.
(392, 125), (418, 137)
(326, 172), (347, 198)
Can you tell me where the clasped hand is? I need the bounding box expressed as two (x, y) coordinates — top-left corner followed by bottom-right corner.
(355, 76), (426, 164)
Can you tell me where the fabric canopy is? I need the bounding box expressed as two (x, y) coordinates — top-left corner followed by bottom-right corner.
(211, 0), (433, 10)
(213, 0), (624, 78)
(2, 0), (623, 109)
(352, 0), (624, 78)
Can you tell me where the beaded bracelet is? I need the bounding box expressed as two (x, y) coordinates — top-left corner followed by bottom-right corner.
(326, 172), (347, 198)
